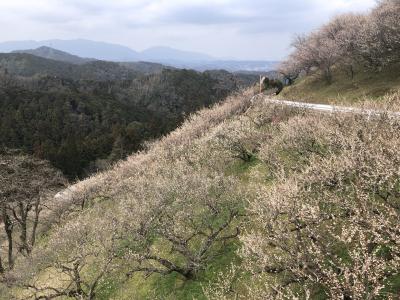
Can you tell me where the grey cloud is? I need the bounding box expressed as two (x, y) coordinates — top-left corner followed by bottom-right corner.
(113, 0), (324, 28)
(159, 5), (251, 25)
(0, 0), (376, 60)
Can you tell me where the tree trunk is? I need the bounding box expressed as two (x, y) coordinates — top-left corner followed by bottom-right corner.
(2, 203), (14, 269)
(0, 254), (4, 274)
(73, 262), (84, 296)
(324, 67), (332, 84)
(30, 197), (41, 248)
(18, 202), (30, 255)
(5, 215), (14, 269)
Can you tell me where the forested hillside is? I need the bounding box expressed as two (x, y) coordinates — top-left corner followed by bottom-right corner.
(0, 53), (140, 81)
(0, 64), (254, 178)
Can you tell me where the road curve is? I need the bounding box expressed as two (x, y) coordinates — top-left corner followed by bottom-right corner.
(252, 95), (400, 119)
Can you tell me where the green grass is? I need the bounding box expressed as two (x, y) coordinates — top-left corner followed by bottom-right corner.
(94, 158), (263, 300)
(12, 157), (258, 300)
(382, 274), (400, 298)
(279, 64), (400, 104)
(226, 156), (260, 177)
(101, 242), (241, 300)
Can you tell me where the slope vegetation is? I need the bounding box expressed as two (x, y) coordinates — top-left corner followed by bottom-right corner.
(280, 63), (400, 104)
(2, 87), (399, 299)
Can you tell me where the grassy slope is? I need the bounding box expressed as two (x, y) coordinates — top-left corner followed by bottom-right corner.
(81, 85), (400, 300)
(5, 91), (257, 300)
(279, 64), (400, 104)
(6, 83), (400, 299)
(91, 161), (261, 300)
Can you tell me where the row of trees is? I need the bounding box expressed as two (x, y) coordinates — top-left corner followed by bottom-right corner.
(280, 0), (400, 83)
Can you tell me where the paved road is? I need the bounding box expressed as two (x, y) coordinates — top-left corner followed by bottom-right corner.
(252, 95), (400, 119)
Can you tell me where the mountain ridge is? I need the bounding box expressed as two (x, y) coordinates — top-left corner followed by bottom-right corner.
(0, 39), (140, 62)
(0, 39), (213, 62)
(0, 52), (140, 81)
(12, 46), (95, 65)
(0, 39), (278, 72)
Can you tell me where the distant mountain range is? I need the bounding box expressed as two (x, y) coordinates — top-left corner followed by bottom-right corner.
(0, 39), (278, 72)
(0, 52), (170, 81)
(13, 46), (95, 65)
(162, 60), (279, 72)
(0, 39), (140, 62)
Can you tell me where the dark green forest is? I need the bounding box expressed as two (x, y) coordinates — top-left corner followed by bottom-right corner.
(0, 56), (255, 179)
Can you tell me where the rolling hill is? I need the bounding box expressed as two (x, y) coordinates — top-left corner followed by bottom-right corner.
(13, 46), (95, 65)
(0, 53), (258, 178)
(0, 52), (140, 81)
(279, 64), (400, 104)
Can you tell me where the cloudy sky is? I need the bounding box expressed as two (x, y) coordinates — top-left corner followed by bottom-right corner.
(0, 0), (376, 60)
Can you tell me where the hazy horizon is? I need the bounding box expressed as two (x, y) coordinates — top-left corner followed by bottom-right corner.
(0, 0), (376, 61)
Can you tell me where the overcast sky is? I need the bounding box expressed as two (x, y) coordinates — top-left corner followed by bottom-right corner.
(0, 0), (376, 60)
